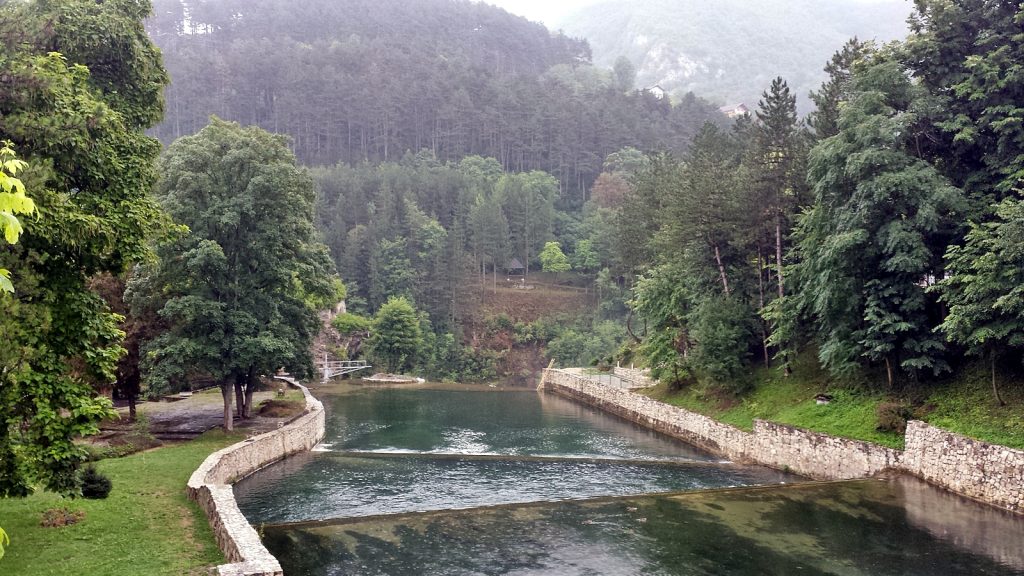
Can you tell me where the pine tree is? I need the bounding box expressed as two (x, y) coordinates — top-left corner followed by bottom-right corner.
(808, 38), (872, 140)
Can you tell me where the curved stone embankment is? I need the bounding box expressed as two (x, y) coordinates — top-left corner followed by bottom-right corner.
(187, 377), (325, 576)
(541, 368), (1024, 514)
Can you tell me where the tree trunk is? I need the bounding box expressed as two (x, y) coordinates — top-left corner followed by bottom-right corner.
(712, 241), (730, 296)
(221, 384), (234, 432)
(775, 215), (784, 300)
(757, 245), (769, 369)
(234, 379), (245, 419)
(884, 357), (894, 389)
(991, 353), (1006, 407)
(128, 395), (137, 423)
(626, 308), (641, 343)
(244, 371), (258, 418)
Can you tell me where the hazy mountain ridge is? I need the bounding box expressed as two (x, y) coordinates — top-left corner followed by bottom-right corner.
(557, 0), (910, 109)
(148, 0), (724, 198)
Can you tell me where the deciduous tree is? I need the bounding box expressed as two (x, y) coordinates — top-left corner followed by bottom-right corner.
(138, 118), (338, 431)
(939, 195), (1024, 405)
(0, 0), (168, 496)
(796, 57), (963, 387)
(539, 241), (571, 274)
(367, 296), (423, 374)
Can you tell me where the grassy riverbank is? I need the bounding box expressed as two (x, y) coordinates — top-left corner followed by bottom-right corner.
(642, 354), (1024, 451)
(0, 430), (242, 576)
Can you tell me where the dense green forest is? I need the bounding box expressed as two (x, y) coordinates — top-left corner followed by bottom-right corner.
(559, 0), (910, 110)
(146, 0), (725, 202)
(616, 3), (1024, 402)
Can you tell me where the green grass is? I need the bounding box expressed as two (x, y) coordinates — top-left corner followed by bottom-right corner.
(925, 363), (1024, 449)
(0, 430), (243, 576)
(643, 357), (905, 449)
(642, 353), (1024, 451)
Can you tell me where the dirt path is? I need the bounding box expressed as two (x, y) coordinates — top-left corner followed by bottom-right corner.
(104, 387), (301, 441)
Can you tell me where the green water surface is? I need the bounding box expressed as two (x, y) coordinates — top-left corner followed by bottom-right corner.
(237, 383), (1024, 575)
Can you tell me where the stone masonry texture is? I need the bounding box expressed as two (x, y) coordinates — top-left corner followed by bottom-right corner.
(186, 378), (325, 576)
(541, 368), (1024, 514)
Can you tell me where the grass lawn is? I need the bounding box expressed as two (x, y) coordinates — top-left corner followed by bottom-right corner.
(925, 363), (1024, 449)
(641, 354), (1024, 451)
(0, 430), (243, 576)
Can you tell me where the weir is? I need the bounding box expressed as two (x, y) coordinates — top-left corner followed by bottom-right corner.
(230, 382), (1024, 575)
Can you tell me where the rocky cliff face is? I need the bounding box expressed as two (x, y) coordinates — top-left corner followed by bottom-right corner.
(559, 0), (909, 111)
(311, 303), (367, 367)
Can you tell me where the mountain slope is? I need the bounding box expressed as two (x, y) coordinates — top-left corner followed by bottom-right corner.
(147, 0), (723, 198)
(557, 0), (909, 110)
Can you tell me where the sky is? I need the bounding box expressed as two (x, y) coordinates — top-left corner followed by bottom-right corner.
(480, 0), (900, 27)
(478, 0), (596, 26)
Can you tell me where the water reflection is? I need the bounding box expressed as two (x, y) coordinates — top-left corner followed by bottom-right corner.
(896, 475), (1024, 568)
(315, 384), (714, 461)
(235, 452), (793, 524)
(263, 478), (1024, 576)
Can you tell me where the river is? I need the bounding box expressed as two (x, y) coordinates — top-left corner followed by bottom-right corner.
(234, 382), (1024, 575)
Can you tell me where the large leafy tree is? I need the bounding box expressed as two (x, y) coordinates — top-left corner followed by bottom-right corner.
(630, 264), (692, 390)
(913, 1), (1024, 403)
(795, 56), (963, 387)
(904, 0), (1024, 204)
(138, 118), (338, 431)
(0, 0), (168, 496)
(367, 296), (423, 374)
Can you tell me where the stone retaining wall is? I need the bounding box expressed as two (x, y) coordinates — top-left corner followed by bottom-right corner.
(541, 368), (1024, 513)
(186, 378), (325, 576)
(903, 420), (1024, 513)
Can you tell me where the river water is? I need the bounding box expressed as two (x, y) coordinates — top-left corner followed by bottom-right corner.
(234, 383), (1024, 575)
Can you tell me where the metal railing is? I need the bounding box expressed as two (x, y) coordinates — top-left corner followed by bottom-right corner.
(321, 359), (372, 381)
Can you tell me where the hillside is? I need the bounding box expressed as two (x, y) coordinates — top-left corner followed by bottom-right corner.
(146, 0), (724, 199)
(557, 0), (910, 110)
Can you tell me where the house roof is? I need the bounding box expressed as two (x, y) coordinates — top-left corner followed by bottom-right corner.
(719, 103), (750, 117)
(505, 257), (524, 269)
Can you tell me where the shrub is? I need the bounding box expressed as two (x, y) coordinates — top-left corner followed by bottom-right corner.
(876, 402), (912, 433)
(80, 464), (113, 499)
(331, 312), (371, 334)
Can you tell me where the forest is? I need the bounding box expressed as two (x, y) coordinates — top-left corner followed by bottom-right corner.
(0, 0), (1022, 504)
(145, 0), (725, 202)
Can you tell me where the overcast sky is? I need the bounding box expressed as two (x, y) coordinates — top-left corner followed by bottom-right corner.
(480, 0), (900, 27)
(478, 0), (592, 25)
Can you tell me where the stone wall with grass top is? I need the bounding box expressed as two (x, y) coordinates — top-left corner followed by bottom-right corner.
(541, 368), (1024, 514)
(186, 377), (325, 576)
(902, 420), (1024, 513)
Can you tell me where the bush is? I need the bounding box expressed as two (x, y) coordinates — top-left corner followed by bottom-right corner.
(80, 464), (113, 499)
(687, 297), (755, 394)
(876, 402), (912, 433)
(331, 312), (371, 334)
